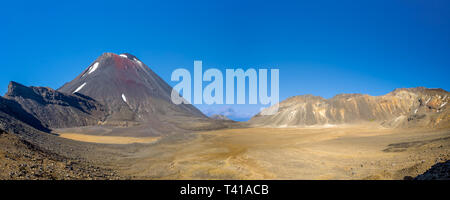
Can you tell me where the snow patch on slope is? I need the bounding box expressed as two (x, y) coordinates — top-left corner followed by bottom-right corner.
(73, 83), (87, 93)
(88, 62), (99, 74)
(122, 94), (127, 103)
(120, 54), (128, 59)
(133, 58), (142, 65)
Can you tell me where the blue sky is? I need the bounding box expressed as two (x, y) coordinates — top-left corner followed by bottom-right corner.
(2, 0), (450, 121)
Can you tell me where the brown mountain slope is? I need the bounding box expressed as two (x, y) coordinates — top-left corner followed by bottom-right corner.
(250, 87), (449, 128)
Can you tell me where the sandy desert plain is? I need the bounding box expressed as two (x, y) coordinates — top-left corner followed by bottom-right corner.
(55, 123), (449, 180)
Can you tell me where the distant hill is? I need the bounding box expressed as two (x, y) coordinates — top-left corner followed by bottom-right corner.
(250, 87), (449, 129)
(210, 114), (233, 121)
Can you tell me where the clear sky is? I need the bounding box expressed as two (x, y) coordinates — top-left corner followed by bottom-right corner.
(2, 0), (449, 121)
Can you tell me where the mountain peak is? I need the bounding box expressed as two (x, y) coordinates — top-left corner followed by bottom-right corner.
(58, 53), (206, 125)
(7, 81), (31, 97)
(118, 53), (139, 60)
(97, 52), (140, 61)
(8, 81), (25, 89)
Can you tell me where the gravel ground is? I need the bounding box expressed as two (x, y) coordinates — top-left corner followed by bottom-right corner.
(0, 130), (122, 180)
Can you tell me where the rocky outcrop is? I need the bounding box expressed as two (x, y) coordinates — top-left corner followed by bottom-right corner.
(415, 160), (450, 180)
(3, 81), (107, 129)
(250, 87), (449, 128)
(382, 88), (449, 129)
(0, 96), (50, 133)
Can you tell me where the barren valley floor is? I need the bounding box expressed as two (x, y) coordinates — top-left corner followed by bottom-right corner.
(57, 124), (450, 180)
